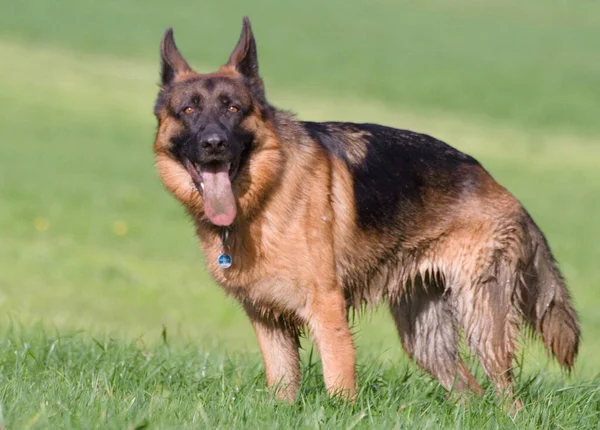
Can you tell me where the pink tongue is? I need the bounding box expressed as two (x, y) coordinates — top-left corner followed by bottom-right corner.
(200, 164), (237, 226)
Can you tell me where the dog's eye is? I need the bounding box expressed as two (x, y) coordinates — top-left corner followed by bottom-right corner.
(227, 105), (240, 113)
(183, 107), (194, 115)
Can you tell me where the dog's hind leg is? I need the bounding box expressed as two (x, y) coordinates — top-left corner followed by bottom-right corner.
(389, 278), (483, 395)
(454, 252), (523, 411)
(245, 303), (301, 402)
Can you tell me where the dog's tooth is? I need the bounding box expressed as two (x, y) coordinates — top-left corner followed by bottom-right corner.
(200, 182), (204, 190)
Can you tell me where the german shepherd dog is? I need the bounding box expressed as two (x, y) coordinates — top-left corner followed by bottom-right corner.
(153, 17), (580, 408)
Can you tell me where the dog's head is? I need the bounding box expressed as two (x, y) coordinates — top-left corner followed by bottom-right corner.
(154, 17), (280, 227)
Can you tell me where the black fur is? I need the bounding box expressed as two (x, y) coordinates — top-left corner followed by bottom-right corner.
(303, 122), (480, 230)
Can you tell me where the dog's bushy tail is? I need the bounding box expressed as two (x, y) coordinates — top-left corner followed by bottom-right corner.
(516, 213), (580, 369)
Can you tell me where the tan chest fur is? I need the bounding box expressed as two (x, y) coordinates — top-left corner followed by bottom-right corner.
(195, 150), (338, 323)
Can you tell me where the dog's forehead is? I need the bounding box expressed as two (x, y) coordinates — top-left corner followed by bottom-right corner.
(168, 76), (251, 104)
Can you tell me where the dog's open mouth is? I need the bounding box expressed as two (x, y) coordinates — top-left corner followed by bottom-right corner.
(184, 159), (238, 226)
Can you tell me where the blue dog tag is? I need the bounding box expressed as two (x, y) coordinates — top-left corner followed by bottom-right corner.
(218, 253), (232, 269)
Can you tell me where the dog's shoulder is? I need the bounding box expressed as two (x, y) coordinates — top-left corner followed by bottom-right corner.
(301, 121), (484, 229)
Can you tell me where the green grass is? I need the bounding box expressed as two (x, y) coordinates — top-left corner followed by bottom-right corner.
(1, 1), (600, 428)
(2, 326), (599, 429)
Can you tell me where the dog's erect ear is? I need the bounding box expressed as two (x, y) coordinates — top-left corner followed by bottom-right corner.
(226, 17), (260, 82)
(160, 28), (192, 85)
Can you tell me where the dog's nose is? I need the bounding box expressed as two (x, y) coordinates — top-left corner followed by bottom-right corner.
(201, 134), (227, 152)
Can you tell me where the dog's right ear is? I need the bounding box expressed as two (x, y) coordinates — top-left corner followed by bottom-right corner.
(160, 28), (192, 85)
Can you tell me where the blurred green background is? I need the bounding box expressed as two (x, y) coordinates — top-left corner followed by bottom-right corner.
(1, 0), (599, 379)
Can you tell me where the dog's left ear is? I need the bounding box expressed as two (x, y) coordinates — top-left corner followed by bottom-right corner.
(160, 27), (192, 86)
(226, 17), (261, 85)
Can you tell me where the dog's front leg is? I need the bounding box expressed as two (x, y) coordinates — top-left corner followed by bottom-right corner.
(309, 291), (357, 399)
(245, 303), (301, 402)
